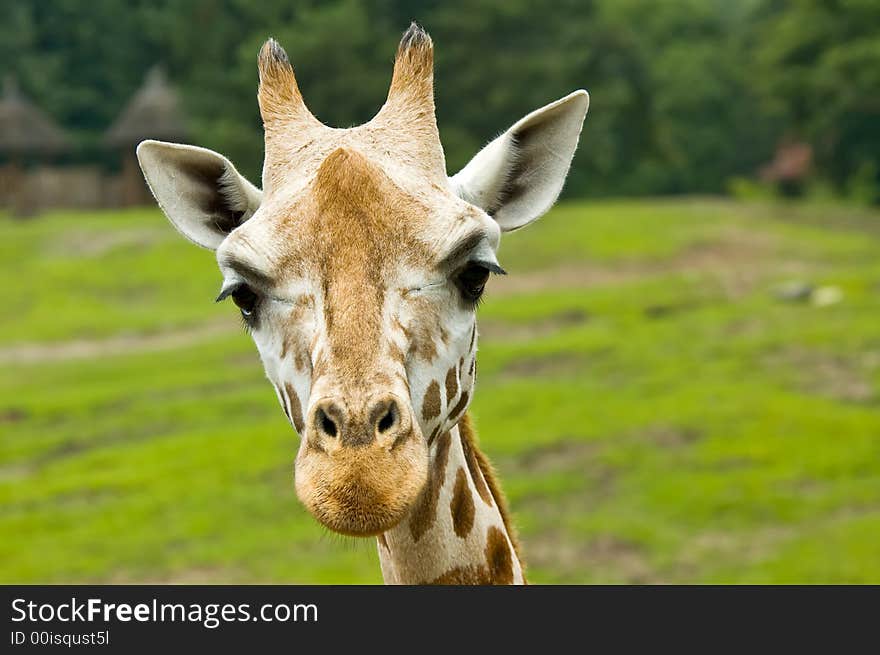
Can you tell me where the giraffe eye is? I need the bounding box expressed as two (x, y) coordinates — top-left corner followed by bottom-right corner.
(231, 285), (259, 318)
(216, 281), (262, 324)
(456, 263), (491, 304)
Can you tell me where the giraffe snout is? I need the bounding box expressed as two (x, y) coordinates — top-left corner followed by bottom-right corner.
(308, 393), (413, 451)
(295, 392), (427, 536)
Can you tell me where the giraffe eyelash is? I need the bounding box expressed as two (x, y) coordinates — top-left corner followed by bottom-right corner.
(239, 313), (254, 333)
(456, 261), (502, 305)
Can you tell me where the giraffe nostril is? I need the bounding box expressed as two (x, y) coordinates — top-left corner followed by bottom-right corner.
(318, 408), (338, 438)
(371, 397), (400, 437)
(377, 407), (396, 433)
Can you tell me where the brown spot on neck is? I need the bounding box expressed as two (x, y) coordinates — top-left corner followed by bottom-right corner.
(408, 430), (451, 542)
(274, 383), (290, 422)
(445, 365), (459, 404)
(284, 382), (305, 433)
(484, 525), (514, 584)
(448, 390), (469, 423)
(421, 380), (441, 421)
(460, 425), (493, 508)
(450, 467), (475, 538)
(423, 526), (516, 585)
(425, 564), (491, 585)
(457, 413), (522, 562)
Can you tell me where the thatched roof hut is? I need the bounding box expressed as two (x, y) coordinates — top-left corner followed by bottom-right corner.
(0, 76), (70, 158)
(104, 67), (188, 205)
(104, 67), (188, 148)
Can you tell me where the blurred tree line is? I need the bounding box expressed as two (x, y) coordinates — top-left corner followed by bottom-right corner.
(1, 0), (878, 200)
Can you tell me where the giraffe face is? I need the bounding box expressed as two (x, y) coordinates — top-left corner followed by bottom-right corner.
(137, 24), (588, 538)
(213, 147), (502, 536)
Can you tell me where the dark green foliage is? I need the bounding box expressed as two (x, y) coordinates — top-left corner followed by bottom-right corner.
(1, 0), (876, 199)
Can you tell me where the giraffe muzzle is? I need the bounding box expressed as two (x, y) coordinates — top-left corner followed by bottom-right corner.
(294, 392), (429, 536)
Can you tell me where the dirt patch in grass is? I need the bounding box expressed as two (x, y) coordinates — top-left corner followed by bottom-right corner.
(640, 424), (703, 448)
(643, 300), (701, 319)
(479, 308), (589, 342)
(724, 317), (769, 338)
(677, 525), (795, 577)
(226, 351), (262, 368)
(0, 462), (32, 482)
(509, 441), (617, 523)
(27, 422), (181, 469)
(703, 457), (758, 472)
(0, 407), (29, 424)
(525, 530), (656, 583)
(0, 318), (237, 365)
(498, 352), (596, 380)
(108, 566), (246, 585)
(492, 227), (783, 299)
(766, 347), (877, 404)
(504, 439), (601, 476)
(46, 227), (169, 259)
(807, 357), (875, 403)
(0, 487), (118, 518)
(490, 266), (644, 296)
(498, 431), (615, 576)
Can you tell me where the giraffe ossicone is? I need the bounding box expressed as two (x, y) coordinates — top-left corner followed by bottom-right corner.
(137, 23), (589, 585)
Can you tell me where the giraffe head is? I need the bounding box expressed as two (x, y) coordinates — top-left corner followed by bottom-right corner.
(137, 24), (588, 537)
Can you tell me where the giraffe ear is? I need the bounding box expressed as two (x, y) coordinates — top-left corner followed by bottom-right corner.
(136, 140), (262, 250)
(450, 90), (589, 232)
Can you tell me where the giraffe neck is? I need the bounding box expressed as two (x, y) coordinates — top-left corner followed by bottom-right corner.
(376, 413), (525, 584)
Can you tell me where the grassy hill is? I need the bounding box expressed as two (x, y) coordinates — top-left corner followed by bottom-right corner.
(1, 198), (879, 583)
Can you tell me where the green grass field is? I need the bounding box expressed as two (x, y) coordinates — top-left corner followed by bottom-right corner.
(2, 197), (879, 583)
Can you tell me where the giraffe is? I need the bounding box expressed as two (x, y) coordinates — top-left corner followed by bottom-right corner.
(136, 24), (588, 584)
